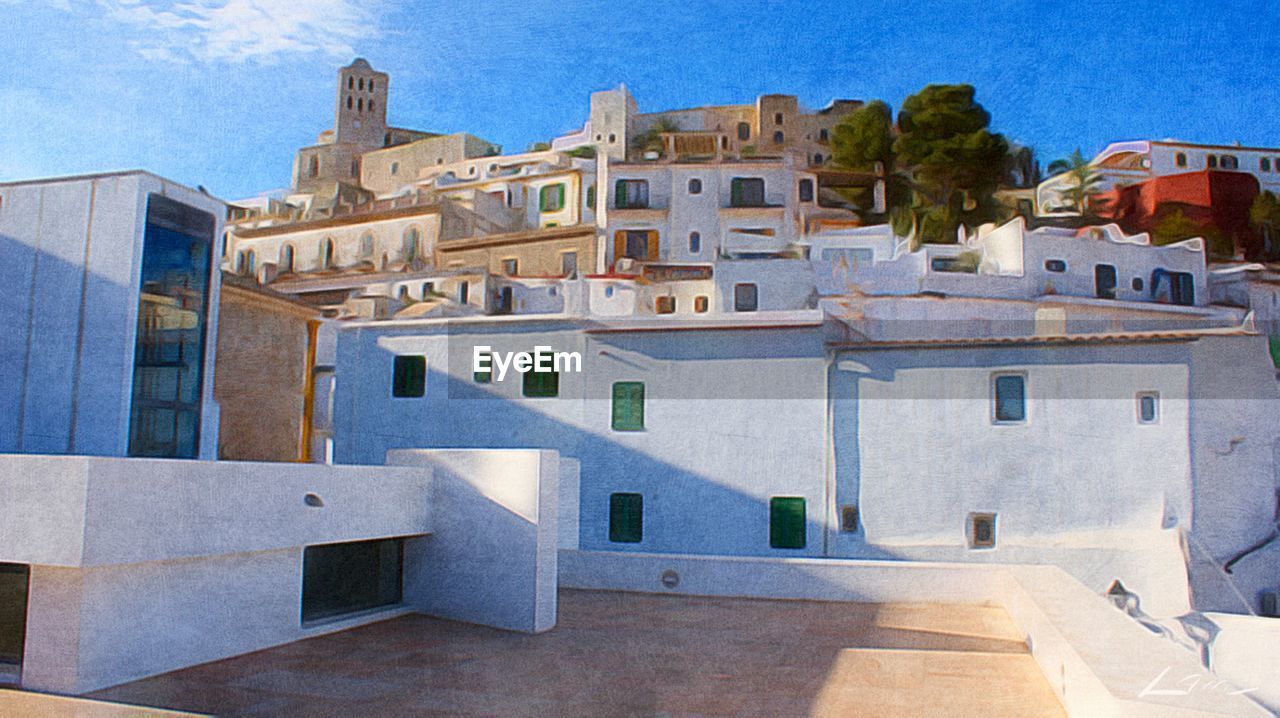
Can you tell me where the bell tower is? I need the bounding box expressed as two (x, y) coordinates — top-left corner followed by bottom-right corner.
(334, 58), (389, 148)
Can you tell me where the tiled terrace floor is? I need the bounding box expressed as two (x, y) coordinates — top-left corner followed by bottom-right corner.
(87, 589), (1064, 717)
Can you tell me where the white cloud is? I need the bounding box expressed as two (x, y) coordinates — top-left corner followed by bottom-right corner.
(96, 0), (388, 64)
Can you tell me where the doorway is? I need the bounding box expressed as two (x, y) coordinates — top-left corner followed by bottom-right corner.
(1094, 264), (1118, 299)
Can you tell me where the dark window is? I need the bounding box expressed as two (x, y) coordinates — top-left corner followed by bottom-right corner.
(611, 382), (645, 431)
(621, 230), (652, 260)
(474, 351), (491, 383)
(1152, 269), (1196, 306)
(346, 95), (352, 110)
(1137, 393), (1159, 423)
(609, 493), (643, 543)
(769, 497), (806, 549)
(1262, 158), (1272, 172)
(586, 185), (596, 210)
(655, 296), (676, 314)
(0, 563), (29, 668)
(301, 538), (403, 623)
(368, 99), (375, 112)
(689, 231), (701, 253)
(1222, 154), (1238, 170)
(1207, 155), (1218, 169)
(737, 122), (750, 141)
(819, 128), (830, 142)
(1176, 152), (1187, 168)
(402, 227), (420, 261)
(993, 374), (1025, 423)
(347, 76), (353, 89)
(522, 362), (559, 397)
(608, 133), (616, 143)
(457, 281), (469, 304)
(280, 244), (294, 272)
(128, 195), (214, 459)
(390, 162), (399, 175)
(1044, 259), (1067, 273)
(351, 159), (360, 177)
(392, 356), (425, 398)
(688, 178), (702, 194)
(357, 97), (363, 112)
(773, 131), (785, 144)
(798, 178), (814, 202)
(368, 80), (375, 92)
(308, 155), (319, 178)
(502, 258), (519, 276)
(968, 513), (996, 549)
(496, 286), (514, 314)
(539, 183), (566, 212)
(774, 112), (784, 125)
(1132, 277), (1144, 291)
(358, 78), (364, 90)
(615, 179), (649, 209)
(734, 283), (759, 312)
(1094, 264), (1118, 299)
(694, 295), (709, 313)
(321, 238), (335, 268)
(730, 177), (766, 207)
(561, 251), (578, 277)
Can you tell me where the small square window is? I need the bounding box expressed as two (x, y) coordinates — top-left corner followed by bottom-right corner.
(609, 493), (643, 543)
(734, 283), (758, 312)
(968, 513), (996, 549)
(694, 295), (709, 313)
(392, 355), (425, 398)
(840, 504), (859, 533)
(501, 258), (519, 276)
(561, 251), (578, 277)
(539, 183), (566, 212)
(770, 497), (806, 549)
(730, 177), (766, 207)
(615, 179), (649, 209)
(1044, 259), (1067, 273)
(1137, 392), (1159, 423)
(798, 178), (814, 203)
(655, 296), (676, 314)
(522, 364), (559, 398)
(611, 382), (645, 431)
(688, 178), (703, 194)
(993, 374), (1026, 423)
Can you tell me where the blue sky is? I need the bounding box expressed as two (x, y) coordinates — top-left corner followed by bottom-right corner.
(2, 0), (1277, 199)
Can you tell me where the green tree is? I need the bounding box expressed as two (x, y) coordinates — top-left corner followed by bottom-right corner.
(830, 100), (910, 218)
(893, 84), (1009, 244)
(1046, 149), (1102, 215)
(1249, 191), (1280, 259)
(631, 116), (682, 156)
(1152, 209), (1233, 257)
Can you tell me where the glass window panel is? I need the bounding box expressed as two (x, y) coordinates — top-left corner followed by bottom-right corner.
(769, 497), (806, 549)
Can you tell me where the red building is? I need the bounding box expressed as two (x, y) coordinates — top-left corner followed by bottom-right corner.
(1094, 170), (1262, 258)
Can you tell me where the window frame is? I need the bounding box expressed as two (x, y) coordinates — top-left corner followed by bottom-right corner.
(522, 362), (559, 398)
(1136, 392), (1160, 424)
(609, 493), (643, 543)
(687, 178), (703, 195)
(392, 355), (426, 398)
(730, 177), (767, 207)
(967, 513), (997, 549)
(734, 283), (759, 312)
(539, 183), (567, 213)
(611, 381), (645, 432)
(769, 497), (806, 549)
(991, 372), (1027, 424)
(615, 179), (650, 209)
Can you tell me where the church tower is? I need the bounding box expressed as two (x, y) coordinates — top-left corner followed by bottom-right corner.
(334, 58), (389, 148)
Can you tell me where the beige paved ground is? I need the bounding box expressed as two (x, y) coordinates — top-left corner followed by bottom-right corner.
(0, 688), (205, 716)
(85, 590), (1064, 717)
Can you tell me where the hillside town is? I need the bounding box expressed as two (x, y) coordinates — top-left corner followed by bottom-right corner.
(2, 58), (1279, 717)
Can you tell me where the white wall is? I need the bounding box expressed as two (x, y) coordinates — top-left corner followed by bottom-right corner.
(388, 448), (559, 634)
(0, 172), (224, 459)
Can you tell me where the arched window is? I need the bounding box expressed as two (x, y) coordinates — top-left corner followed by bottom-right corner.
(737, 122), (750, 141)
(320, 238), (335, 269)
(773, 131), (784, 144)
(346, 95), (352, 110)
(689, 231), (701, 254)
(688, 178), (702, 194)
(402, 226), (421, 261)
(358, 78), (364, 90)
(347, 76), (353, 89)
(1207, 155), (1218, 169)
(359, 232), (375, 259)
(357, 97), (363, 112)
(307, 155), (319, 178)
(279, 243), (294, 272)
(368, 80), (375, 92)
(368, 99), (375, 112)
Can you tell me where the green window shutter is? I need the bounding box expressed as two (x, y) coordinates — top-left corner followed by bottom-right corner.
(522, 366), (559, 397)
(615, 179), (627, 209)
(539, 185), (550, 212)
(611, 382), (645, 431)
(555, 183), (566, 210)
(1270, 335), (1280, 369)
(609, 493), (643, 543)
(474, 351), (491, 384)
(769, 497), (805, 549)
(392, 355), (425, 398)
(730, 178), (743, 207)
(586, 185), (596, 209)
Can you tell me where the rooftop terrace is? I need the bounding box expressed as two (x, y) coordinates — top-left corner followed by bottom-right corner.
(84, 589), (1063, 717)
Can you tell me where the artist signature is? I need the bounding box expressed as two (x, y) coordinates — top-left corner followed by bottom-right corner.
(1139, 666), (1257, 698)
